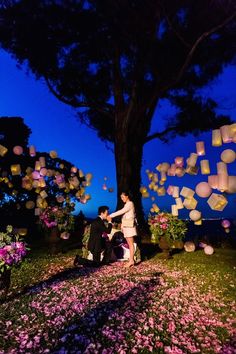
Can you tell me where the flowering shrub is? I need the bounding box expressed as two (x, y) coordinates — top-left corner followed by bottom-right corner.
(0, 225), (28, 273)
(40, 204), (75, 233)
(148, 212), (187, 247)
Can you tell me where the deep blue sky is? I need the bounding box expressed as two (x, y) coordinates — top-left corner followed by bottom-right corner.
(0, 49), (236, 219)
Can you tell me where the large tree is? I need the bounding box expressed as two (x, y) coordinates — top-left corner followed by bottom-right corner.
(0, 0), (235, 222)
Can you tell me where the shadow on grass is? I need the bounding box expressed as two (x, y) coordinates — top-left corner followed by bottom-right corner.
(0, 264), (102, 305)
(52, 272), (163, 353)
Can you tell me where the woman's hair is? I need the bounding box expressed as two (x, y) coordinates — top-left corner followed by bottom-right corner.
(121, 190), (133, 200)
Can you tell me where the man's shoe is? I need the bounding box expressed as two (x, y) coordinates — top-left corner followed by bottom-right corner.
(74, 255), (83, 266)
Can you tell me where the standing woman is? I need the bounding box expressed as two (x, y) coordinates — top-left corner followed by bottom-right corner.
(109, 191), (137, 267)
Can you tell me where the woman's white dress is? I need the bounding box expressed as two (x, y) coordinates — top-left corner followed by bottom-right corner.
(110, 201), (137, 238)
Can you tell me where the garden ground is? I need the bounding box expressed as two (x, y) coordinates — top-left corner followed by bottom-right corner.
(0, 245), (236, 353)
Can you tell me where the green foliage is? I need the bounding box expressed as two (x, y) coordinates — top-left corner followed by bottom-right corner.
(148, 212), (187, 247)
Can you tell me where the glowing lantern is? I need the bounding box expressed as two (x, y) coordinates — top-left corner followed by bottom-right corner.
(34, 208), (41, 216)
(230, 123), (236, 137)
(0, 144), (8, 156)
(59, 164), (64, 169)
(175, 167), (185, 177)
(18, 228), (28, 236)
(155, 163), (162, 172)
(208, 175), (219, 189)
(189, 210), (201, 221)
(220, 149), (235, 164)
(167, 185), (174, 195)
(40, 190), (48, 199)
(188, 153), (198, 167)
(35, 161), (41, 171)
(167, 164), (176, 176)
(217, 162), (228, 175)
(175, 197), (183, 209)
(50, 150), (58, 158)
(70, 176), (80, 188)
(102, 183), (107, 190)
(180, 187), (195, 199)
(218, 173), (228, 192)
(142, 191), (150, 198)
(221, 219), (230, 228)
(183, 197), (198, 210)
(157, 187), (166, 196)
(160, 171), (166, 182)
(55, 174), (65, 184)
(39, 157), (46, 167)
(152, 203), (160, 213)
(22, 177), (33, 190)
(108, 188), (114, 193)
(225, 228), (230, 233)
(46, 169), (53, 177)
(149, 182), (155, 190)
(225, 176), (236, 194)
(25, 201), (35, 209)
(212, 129), (222, 146)
(140, 186), (148, 194)
(196, 141), (205, 156)
(195, 182), (212, 198)
(171, 205), (178, 216)
(200, 160), (210, 175)
(32, 171), (40, 180)
(207, 193), (228, 211)
(175, 157), (184, 167)
(13, 145), (23, 155)
(204, 245), (214, 255)
(79, 170), (84, 178)
(172, 186), (179, 198)
(152, 174), (158, 183)
(40, 168), (47, 176)
(29, 145), (36, 157)
(11, 164), (21, 176)
(220, 125), (231, 143)
(32, 180), (39, 188)
(71, 166), (77, 173)
(185, 165), (198, 175)
(86, 173), (93, 181)
(194, 219), (202, 225)
(184, 242), (195, 252)
(160, 163), (170, 173)
(60, 232), (70, 240)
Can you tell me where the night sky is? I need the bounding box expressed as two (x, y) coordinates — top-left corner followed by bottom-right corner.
(0, 49), (236, 219)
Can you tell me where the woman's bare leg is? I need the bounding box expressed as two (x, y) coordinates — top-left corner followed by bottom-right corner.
(125, 237), (135, 267)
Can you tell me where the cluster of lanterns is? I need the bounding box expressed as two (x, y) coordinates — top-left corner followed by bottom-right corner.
(141, 123), (235, 225)
(0, 143), (92, 216)
(102, 176), (114, 193)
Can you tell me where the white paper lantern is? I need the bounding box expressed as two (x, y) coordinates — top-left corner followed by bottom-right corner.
(180, 186), (195, 199)
(207, 193), (228, 211)
(218, 173), (229, 192)
(204, 245), (214, 255)
(212, 129), (222, 147)
(220, 125), (231, 143)
(50, 150), (58, 158)
(172, 186), (179, 198)
(196, 141), (205, 156)
(184, 241), (195, 252)
(60, 232), (70, 240)
(220, 149), (236, 164)
(29, 145), (36, 157)
(13, 146), (23, 155)
(189, 210), (201, 221)
(188, 153), (198, 167)
(10, 164), (21, 176)
(195, 182), (212, 198)
(183, 197), (198, 210)
(175, 197), (184, 209)
(25, 201), (35, 209)
(171, 205), (178, 216)
(175, 157), (184, 167)
(0, 144), (8, 156)
(225, 176), (236, 194)
(200, 160), (210, 175)
(208, 175), (219, 189)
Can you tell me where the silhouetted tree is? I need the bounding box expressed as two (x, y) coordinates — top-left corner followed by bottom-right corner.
(0, 1), (235, 222)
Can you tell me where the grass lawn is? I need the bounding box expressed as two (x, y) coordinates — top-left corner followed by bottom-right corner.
(0, 245), (235, 353)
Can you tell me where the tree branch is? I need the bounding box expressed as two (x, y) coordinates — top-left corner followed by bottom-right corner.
(145, 126), (176, 144)
(45, 77), (113, 118)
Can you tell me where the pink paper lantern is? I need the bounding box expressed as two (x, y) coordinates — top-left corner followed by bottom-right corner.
(13, 146), (23, 155)
(221, 219), (230, 228)
(204, 245), (214, 255)
(195, 182), (212, 198)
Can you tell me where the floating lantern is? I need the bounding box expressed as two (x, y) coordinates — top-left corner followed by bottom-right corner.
(10, 164), (21, 176)
(188, 153), (198, 167)
(60, 232), (70, 240)
(46, 169), (53, 177)
(140, 186), (148, 194)
(175, 167), (185, 177)
(102, 183), (107, 190)
(160, 171), (166, 182)
(221, 219), (231, 228)
(35, 161), (41, 171)
(184, 241), (195, 252)
(32, 180), (39, 188)
(189, 210), (201, 221)
(167, 164), (176, 176)
(208, 175), (219, 189)
(218, 173), (229, 192)
(157, 187), (166, 196)
(108, 188), (114, 193)
(217, 162), (228, 175)
(185, 165), (198, 175)
(59, 164), (64, 169)
(195, 182), (212, 198)
(40, 168), (47, 176)
(167, 185), (174, 195)
(196, 141), (205, 156)
(0, 144), (8, 156)
(175, 197), (184, 209)
(32, 171), (40, 180)
(34, 208), (41, 216)
(204, 245), (214, 255)
(13, 145), (23, 155)
(152, 203), (160, 213)
(70, 176), (80, 188)
(25, 201), (35, 209)
(200, 160), (210, 175)
(225, 176), (236, 194)
(29, 145), (36, 157)
(207, 193), (228, 211)
(22, 177), (33, 190)
(212, 129), (222, 147)
(220, 149), (235, 164)
(26, 167), (33, 175)
(171, 205), (178, 216)
(17, 228), (28, 236)
(180, 187), (195, 199)
(149, 182), (155, 190)
(175, 157), (184, 167)
(230, 123), (236, 137)
(39, 157), (46, 167)
(183, 197), (198, 210)
(225, 228), (230, 233)
(172, 186), (179, 198)
(220, 125), (231, 143)
(86, 173), (93, 181)
(40, 190), (48, 199)
(79, 170), (84, 178)
(50, 150), (58, 158)
(194, 219), (202, 225)
(160, 163), (170, 173)
(71, 166), (77, 173)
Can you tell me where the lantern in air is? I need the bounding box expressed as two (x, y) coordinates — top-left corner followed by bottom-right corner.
(212, 129), (222, 147)
(29, 145), (36, 157)
(13, 146), (23, 155)
(35, 161), (41, 171)
(218, 173), (229, 192)
(194, 219), (202, 225)
(50, 150), (58, 158)
(183, 197), (198, 210)
(175, 167), (185, 177)
(217, 162), (228, 175)
(180, 187), (195, 199)
(189, 210), (201, 222)
(32, 171), (40, 180)
(204, 245), (214, 255)
(25, 201), (35, 209)
(208, 175), (219, 189)
(0, 144), (8, 156)
(220, 149), (235, 164)
(39, 156), (46, 167)
(34, 208), (41, 216)
(195, 182), (212, 198)
(171, 205), (178, 216)
(200, 160), (210, 175)
(220, 125), (231, 143)
(172, 186), (179, 198)
(207, 193), (228, 211)
(196, 141), (205, 156)
(185, 165), (198, 175)
(160, 171), (166, 182)
(167, 185), (174, 195)
(40, 168), (47, 176)
(175, 157), (184, 167)
(225, 176), (236, 194)
(40, 190), (48, 199)
(175, 197), (183, 209)
(11, 164), (21, 176)
(86, 173), (93, 181)
(221, 219), (230, 228)
(167, 164), (176, 176)
(188, 153), (198, 167)
(60, 232), (70, 240)
(157, 187), (166, 196)
(71, 166), (77, 173)
(152, 203), (160, 213)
